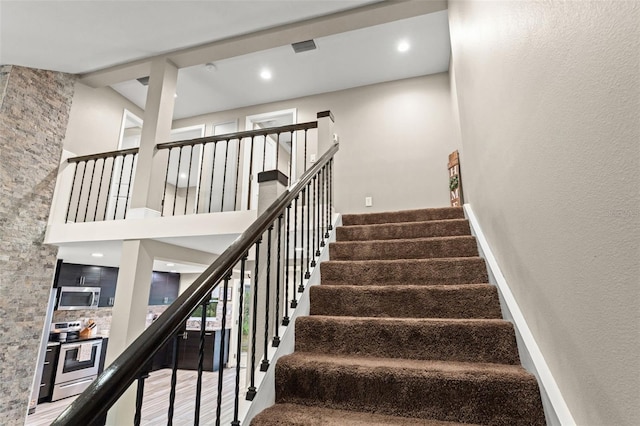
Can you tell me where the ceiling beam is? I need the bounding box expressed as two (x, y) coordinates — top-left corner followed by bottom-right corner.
(80, 0), (447, 87)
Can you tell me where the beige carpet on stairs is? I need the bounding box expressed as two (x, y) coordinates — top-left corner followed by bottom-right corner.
(251, 207), (546, 426)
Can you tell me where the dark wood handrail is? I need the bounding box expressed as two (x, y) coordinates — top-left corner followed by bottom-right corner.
(51, 142), (339, 426)
(156, 120), (318, 150)
(67, 147), (139, 163)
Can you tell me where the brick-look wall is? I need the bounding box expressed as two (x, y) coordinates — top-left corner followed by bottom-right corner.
(0, 65), (76, 424)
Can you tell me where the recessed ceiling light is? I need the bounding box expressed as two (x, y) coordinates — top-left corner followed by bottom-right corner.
(205, 62), (217, 72)
(294, 247), (303, 252)
(260, 69), (272, 80)
(397, 40), (410, 53)
(166, 263), (175, 267)
(170, 270), (177, 273)
(91, 253), (104, 258)
(180, 173), (187, 179)
(174, 93), (178, 98)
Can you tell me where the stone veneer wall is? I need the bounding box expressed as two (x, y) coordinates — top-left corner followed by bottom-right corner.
(0, 65), (76, 425)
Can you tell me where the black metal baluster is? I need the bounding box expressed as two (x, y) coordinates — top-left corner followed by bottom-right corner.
(102, 157), (116, 220)
(310, 176), (316, 266)
(161, 148), (172, 216)
(65, 162), (80, 223)
(221, 139), (230, 212)
(316, 171), (321, 256)
(298, 189), (305, 293)
(305, 183), (311, 279)
(234, 138), (242, 211)
(232, 256), (247, 426)
(133, 370), (148, 426)
(172, 147), (183, 216)
(167, 333), (179, 425)
(260, 225), (273, 371)
(92, 158), (106, 222)
(246, 238), (260, 401)
(184, 145), (195, 215)
(273, 214), (282, 347)
(195, 143), (206, 214)
(288, 131), (293, 183)
(322, 165), (327, 244)
(291, 196), (298, 308)
(83, 159), (96, 222)
(113, 154), (126, 220)
(247, 136), (255, 210)
(194, 299), (208, 425)
(275, 132), (280, 172)
(328, 159), (334, 232)
(262, 135), (267, 171)
(74, 161), (88, 223)
(282, 204), (291, 325)
(208, 142), (218, 214)
(303, 129), (308, 171)
(122, 153), (136, 219)
(215, 276), (230, 426)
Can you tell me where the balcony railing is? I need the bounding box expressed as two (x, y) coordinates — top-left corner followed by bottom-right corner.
(64, 121), (319, 222)
(52, 142), (339, 426)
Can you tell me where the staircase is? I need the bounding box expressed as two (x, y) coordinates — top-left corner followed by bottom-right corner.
(252, 207), (546, 425)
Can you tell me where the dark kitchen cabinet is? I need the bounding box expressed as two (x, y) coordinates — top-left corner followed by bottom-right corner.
(149, 272), (180, 305)
(38, 344), (59, 403)
(176, 329), (230, 372)
(56, 263), (101, 288)
(98, 267), (118, 307)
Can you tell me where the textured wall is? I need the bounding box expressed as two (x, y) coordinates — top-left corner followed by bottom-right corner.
(448, 1), (639, 424)
(0, 66), (76, 424)
(174, 73), (460, 214)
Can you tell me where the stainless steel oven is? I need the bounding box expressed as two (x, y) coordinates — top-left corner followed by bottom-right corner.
(51, 339), (103, 401)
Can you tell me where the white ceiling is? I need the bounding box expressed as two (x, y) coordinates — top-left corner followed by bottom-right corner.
(2, 0), (451, 270)
(0, 0), (379, 74)
(113, 11), (451, 119)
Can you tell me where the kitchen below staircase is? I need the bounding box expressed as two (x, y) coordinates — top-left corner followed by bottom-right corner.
(252, 206), (547, 425)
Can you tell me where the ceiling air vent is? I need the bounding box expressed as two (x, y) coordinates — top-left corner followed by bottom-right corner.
(292, 39), (316, 53)
(136, 76), (150, 86)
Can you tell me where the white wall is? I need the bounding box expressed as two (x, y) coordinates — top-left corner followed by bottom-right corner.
(174, 73), (460, 214)
(448, 1), (640, 424)
(63, 82), (144, 156)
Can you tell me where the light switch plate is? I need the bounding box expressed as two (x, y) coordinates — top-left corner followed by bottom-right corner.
(310, 154), (316, 163)
(365, 196), (373, 207)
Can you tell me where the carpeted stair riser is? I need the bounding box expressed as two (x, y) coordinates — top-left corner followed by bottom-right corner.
(295, 316), (520, 365)
(336, 219), (472, 242)
(309, 284), (503, 319)
(342, 207), (465, 226)
(252, 403), (479, 426)
(320, 257), (489, 286)
(330, 236), (479, 261)
(275, 353), (546, 426)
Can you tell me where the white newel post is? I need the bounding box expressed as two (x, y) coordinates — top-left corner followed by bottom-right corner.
(316, 110), (335, 158)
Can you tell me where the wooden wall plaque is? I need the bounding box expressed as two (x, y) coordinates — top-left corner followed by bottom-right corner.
(448, 150), (463, 207)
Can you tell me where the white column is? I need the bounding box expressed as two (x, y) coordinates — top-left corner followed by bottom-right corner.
(105, 240), (154, 425)
(129, 57), (178, 216)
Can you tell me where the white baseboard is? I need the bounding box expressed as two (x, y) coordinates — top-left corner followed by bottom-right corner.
(463, 204), (576, 426)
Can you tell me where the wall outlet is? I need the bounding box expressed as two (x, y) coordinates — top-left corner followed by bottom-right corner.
(365, 196), (373, 207)
(310, 154), (316, 163)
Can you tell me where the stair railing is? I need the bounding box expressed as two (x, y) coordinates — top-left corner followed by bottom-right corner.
(51, 142), (339, 425)
(64, 121), (318, 222)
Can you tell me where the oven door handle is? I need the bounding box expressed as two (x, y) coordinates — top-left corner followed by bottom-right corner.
(62, 342), (100, 350)
(58, 378), (95, 389)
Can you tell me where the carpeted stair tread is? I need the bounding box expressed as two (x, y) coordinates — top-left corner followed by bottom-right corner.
(310, 284), (503, 319)
(320, 257), (489, 286)
(336, 219), (472, 241)
(330, 235), (479, 260)
(342, 207), (464, 226)
(276, 353), (545, 426)
(251, 403), (478, 426)
(296, 316), (520, 365)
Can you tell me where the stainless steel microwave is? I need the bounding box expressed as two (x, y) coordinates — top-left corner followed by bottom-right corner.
(57, 286), (101, 310)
